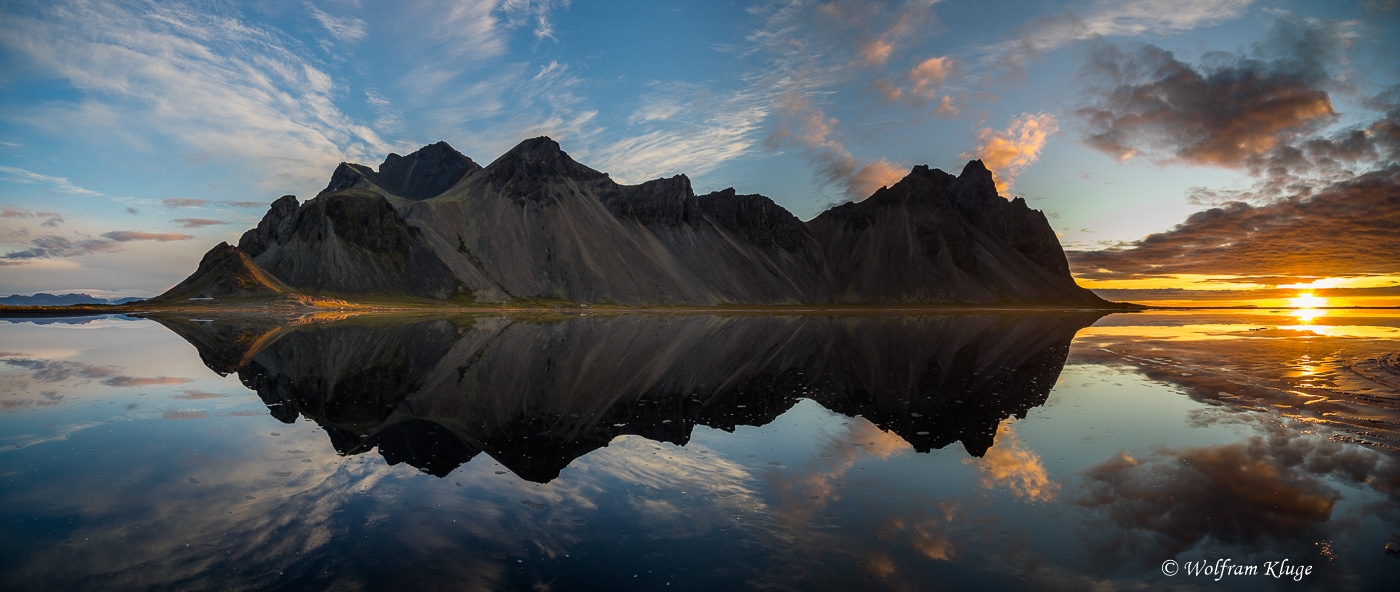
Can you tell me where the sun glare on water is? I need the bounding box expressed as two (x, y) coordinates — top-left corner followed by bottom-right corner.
(1289, 292), (1329, 323)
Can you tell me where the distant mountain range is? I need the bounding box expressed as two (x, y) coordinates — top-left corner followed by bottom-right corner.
(1, 293), (144, 306)
(156, 137), (1108, 307)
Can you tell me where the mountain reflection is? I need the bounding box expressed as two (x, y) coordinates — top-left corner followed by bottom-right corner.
(153, 312), (1104, 482)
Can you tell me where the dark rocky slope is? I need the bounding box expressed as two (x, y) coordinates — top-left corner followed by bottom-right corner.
(160, 136), (1106, 306)
(809, 161), (1097, 304)
(148, 242), (294, 301)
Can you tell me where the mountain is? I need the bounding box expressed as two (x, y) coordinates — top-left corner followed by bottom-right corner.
(810, 161), (1094, 304)
(161, 137), (1107, 307)
(148, 242), (296, 302)
(155, 312), (1103, 481)
(1, 293), (142, 306)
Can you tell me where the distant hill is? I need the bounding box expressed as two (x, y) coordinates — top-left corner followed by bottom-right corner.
(0, 293), (144, 306)
(155, 137), (1108, 307)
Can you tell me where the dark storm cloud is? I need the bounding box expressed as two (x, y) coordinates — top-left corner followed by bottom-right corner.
(1069, 166), (1400, 280)
(1077, 423), (1400, 565)
(1077, 42), (1334, 166)
(1075, 16), (1347, 169)
(1074, 16), (1400, 202)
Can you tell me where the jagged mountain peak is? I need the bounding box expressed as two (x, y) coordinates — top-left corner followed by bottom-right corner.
(959, 159), (992, 180)
(191, 136), (1108, 307)
(482, 136), (606, 184)
(319, 141), (481, 201)
(380, 140), (465, 167)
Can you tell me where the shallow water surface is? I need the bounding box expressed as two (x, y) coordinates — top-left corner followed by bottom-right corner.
(1, 310), (1398, 590)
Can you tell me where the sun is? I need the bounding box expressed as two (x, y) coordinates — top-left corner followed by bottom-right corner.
(1289, 293), (1328, 308)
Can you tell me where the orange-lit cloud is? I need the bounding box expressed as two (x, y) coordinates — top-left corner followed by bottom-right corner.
(908, 56), (953, 98)
(960, 112), (1058, 192)
(817, 0), (925, 68)
(768, 93), (907, 200)
(860, 38), (894, 66)
(170, 218), (229, 228)
(767, 418), (911, 525)
(101, 231), (195, 242)
(1070, 167), (1400, 282)
(964, 422), (1059, 502)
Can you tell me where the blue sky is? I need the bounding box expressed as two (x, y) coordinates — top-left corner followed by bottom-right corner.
(1, 0), (1397, 299)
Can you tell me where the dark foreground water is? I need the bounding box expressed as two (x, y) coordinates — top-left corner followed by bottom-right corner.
(1, 310), (1398, 591)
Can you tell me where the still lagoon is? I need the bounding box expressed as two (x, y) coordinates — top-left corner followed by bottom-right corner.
(1, 310), (1398, 590)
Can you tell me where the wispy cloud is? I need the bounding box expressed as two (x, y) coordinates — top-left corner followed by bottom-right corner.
(1, 205), (65, 227)
(306, 2), (367, 45)
(170, 218), (229, 228)
(163, 198), (210, 209)
(960, 112), (1058, 192)
(0, 0), (396, 195)
(1, 355), (192, 388)
(767, 93), (905, 200)
(3, 228), (194, 261)
(592, 85), (769, 184)
(102, 231), (195, 242)
(499, 0), (573, 41)
(2, 235), (122, 260)
(0, 165), (105, 197)
(983, 0), (1255, 80)
(733, 0), (929, 200)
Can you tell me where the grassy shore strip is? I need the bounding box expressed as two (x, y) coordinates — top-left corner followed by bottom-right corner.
(11, 301), (1400, 319)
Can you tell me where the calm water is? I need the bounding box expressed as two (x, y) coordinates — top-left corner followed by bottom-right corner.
(1, 310), (1398, 591)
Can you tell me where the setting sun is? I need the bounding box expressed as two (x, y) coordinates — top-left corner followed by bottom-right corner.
(1290, 293), (1328, 308)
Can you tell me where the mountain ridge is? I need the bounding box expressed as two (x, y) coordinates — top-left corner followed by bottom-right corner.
(160, 136), (1108, 307)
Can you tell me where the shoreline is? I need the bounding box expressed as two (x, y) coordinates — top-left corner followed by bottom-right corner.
(3, 302), (1398, 319)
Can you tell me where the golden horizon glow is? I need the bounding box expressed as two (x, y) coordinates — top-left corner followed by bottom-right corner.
(1074, 273), (1400, 308)
(1076, 274), (1400, 292)
(1075, 274), (1268, 291)
(1289, 293), (1328, 308)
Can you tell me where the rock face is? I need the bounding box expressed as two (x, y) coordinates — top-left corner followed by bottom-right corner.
(809, 161), (1096, 304)
(149, 242), (293, 301)
(162, 136), (1106, 306)
(320, 141), (481, 201)
(235, 189), (460, 299)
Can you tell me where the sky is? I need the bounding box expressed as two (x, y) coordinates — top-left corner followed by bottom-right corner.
(0, 0), (1397, 305)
